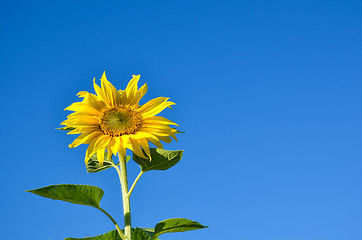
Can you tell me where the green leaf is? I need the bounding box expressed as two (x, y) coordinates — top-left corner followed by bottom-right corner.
(65, 229), (122, 240)
(65, 228), (154, 240)
(133, 148), (183, 172)
(56, 126), (75, 131)
(133, 228), (153, 240)
(136, 228), (155, 238)
(27, 184), (104, 208)
(153, 218), (208, 238)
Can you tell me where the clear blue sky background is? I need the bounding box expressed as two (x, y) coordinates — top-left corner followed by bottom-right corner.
(1, 0), (361, 239)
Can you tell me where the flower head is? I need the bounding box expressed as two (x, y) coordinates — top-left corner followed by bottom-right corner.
(61, 72), (178, 164)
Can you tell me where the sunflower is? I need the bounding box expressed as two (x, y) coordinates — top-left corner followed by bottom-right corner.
(61, 72), (178, 165)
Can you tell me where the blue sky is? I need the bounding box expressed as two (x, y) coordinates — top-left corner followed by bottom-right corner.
(1, 0), (362, 239)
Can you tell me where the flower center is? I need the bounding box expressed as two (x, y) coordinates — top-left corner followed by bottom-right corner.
(99, 107), (142, 136)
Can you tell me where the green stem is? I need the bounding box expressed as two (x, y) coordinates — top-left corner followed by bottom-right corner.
(127, 171), (144, 198)
(98, 207), (126, 240)
(115, 156), (132, 240)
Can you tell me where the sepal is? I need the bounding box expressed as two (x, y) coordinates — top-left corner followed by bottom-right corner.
(133, 148), (183, 172)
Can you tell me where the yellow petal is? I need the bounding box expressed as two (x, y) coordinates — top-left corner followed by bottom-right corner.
(130, 138), (147, 158)
(65, 102), (99, 115)
(69, 131), (102, 148)
(170, 129), (178, 141)
(85, 137), (98, 163)
(132, 82), (148, 106)
(120, 75), (138, 105)
(61, 119), (99, 128)
(93, 78), (110, 106)
(141, 127), (174, 137)
(108, 137), (116, 155)
(147, 137), (163, 148)
(118, 145), (126, 161)
(128, 131), (158, 140)
(97, 148), (105, 165)
(142, 102), (175, 118)
(143, 116), (179, 126)
(66, 112), (99, 119)
(139, 97), (176, 118)
(67, 127), (99, 135)
(121, 135), (132, 149)
(66, 128), (83, 135)
(77, 91), (88, 98)
(100, 72), (117, 107)
(141, 124), (174, 130)
(65, 115), (99, 123)
(111, 137), (121, 156)
(158, 136), (172, 143)
(114, 90), (123, 105)
(139, 97), (168, 113)
(138, 138), (151, 157)
(83, 92), (106, 111)
(107, 150), (113, 161)
(125, 75), (140, 103)
(93, 135), (110, 154)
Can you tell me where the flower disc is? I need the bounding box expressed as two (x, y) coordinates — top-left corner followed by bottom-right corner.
(99, 107), (142, 136)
